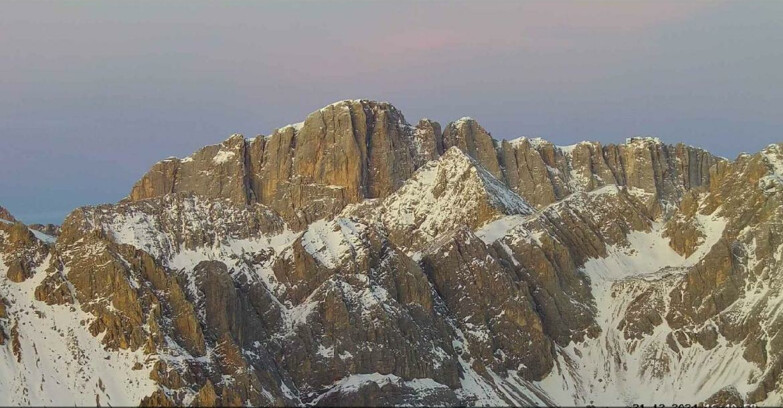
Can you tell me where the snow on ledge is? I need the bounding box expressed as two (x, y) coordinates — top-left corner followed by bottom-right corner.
(212, 149), (236, 164)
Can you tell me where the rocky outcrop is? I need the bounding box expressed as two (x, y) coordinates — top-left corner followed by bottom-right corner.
(312, 375), (460, 407)
(129, 100), (443, 227)
(191, 380), (218, 407)
(269, 219), (462, 398)
(412, 119), (443, 165)
(494, 137), (721, 210)
(442, 118), (503, 180)
(0, 296), (6, 345)
(51, 228), (206, 355)
(0, 206), (17, 223)
(0, 216), (50, 283)
(704, 387), (745, 406)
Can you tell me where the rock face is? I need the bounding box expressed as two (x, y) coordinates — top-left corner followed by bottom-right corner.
(495, 136), (720, 211)
(2, 100), (783, 407)
(442, 118), (503, 180)
(128, 103), (720, 227)
(0, 217), (50, 283)
(129, 100), (438, 227)
(0, 206), (17, 223)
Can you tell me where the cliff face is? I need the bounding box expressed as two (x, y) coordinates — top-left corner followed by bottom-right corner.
(442, 121), (720, 211)
(129, 100), (443, 227)
(128, 103), (721, 226)
(2, 100), (783, 407)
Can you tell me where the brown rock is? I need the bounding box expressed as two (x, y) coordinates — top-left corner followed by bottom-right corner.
(422, 228), (553, 380)
(129, 101), (431, 226)
(442, 118), (503, 180)
(0, 206), (17, 223)
(370, 147), (532, 253)
(497, 137), (721, 209)
(314, 379), (460, 407)
(499, 138), (558, 207)
(0, 298), (6, 346)
(140, 389), (176, 407)
(703, 387), (744, 406)
(0, 221), (49, 282)
(11, 321), (21, 362)
(666, 240), (744, 330)
(412, 118), (443, 164)
(34, 267), (74, 305)
(5, 259), (30, 283)
(192, 380), (218, 407)
(274, 225), (462, 394)
(618, 288), (665, 340)
(149, 361), (185, 390)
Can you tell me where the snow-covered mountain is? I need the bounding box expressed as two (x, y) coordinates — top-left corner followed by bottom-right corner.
(1, 99), (782, 406)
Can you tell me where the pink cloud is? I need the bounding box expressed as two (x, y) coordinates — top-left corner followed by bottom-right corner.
(269, 1), (721, 81)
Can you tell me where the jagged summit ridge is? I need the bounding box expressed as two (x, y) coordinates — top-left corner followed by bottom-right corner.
(129, 100), (439, 227)
(128, 99), (723, 226)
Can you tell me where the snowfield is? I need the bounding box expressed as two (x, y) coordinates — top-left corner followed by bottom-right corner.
(0, 257), (157, 406)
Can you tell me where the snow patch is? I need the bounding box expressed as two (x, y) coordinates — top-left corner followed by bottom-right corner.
(30, 230), (56, 244)
(475, 215), (528, 244)
(300, 218), (367, 269)
(558, 143), (580, 155)
(212, 149), (236, 164)
(626, 136), (662, 145)
(312, 373), (451, 405)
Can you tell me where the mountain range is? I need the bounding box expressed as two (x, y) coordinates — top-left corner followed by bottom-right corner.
(1, 99), (782, 406)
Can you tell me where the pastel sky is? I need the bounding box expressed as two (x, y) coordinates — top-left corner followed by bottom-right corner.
(2, 1), (782, 224)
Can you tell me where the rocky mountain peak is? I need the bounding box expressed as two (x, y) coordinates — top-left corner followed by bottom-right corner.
(0, 206), (17, 223)
(127, 100), (727, 228)
(760, 142), (783, 172)
(128, 99), (438, 228)
(357, 146), (533, 254)
(3, 98), (783, 406)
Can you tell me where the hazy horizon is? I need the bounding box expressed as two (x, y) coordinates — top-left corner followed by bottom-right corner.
(2, 1), (782, 224)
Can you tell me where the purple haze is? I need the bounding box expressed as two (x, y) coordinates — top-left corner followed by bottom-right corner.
(1, 1), (781, 224)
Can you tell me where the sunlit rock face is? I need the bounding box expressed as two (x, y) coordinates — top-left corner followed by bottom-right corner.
(2, 100), (783, 406)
